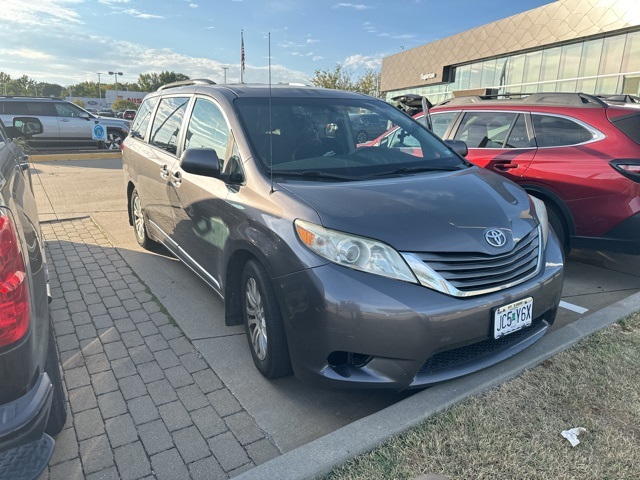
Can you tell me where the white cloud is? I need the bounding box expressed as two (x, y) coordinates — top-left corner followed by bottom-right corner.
(97, 0), (130, 4)
(0, 48), (53, 60)
(332, 3), (372, 10)
(3, 0), (83, 26)
(341, 54), (382, 71)
(121, 9), (165, 19)
(189, 3), (199, 7)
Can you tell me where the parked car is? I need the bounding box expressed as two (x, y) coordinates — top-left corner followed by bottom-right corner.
(370, 92), (640, 256)
(122, 80), (564, 389)
(0, 96), (130, 150)
(123, 109), (137, 120)
(350, 113), (389, 144)
(0, 117), (67, 478)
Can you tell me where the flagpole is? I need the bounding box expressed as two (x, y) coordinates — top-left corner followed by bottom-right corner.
(240, 29), (245, 84)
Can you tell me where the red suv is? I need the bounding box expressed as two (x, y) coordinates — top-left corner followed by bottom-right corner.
(376, 93), (640, 255)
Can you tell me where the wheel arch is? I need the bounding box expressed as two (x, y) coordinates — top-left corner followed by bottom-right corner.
(224, 246), (267, 327)
(521, 184), (575, 237)
(126, 181), (136, 226)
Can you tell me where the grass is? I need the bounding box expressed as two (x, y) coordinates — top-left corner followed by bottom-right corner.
(325, 312), (640, 480)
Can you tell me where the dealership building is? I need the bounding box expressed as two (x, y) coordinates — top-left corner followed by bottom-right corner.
(380, 0), (640, 104)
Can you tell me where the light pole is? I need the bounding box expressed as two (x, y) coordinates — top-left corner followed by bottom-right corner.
(221, 66), (229, 84)
(108, 71), (123, 107)
(97, 72), (103, 107)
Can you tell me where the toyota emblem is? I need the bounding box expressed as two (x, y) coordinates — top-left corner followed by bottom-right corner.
(485, 229), (507, 248)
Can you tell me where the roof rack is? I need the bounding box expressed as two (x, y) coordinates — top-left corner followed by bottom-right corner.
(157, 79), (216, 91)
(596, 94), (640, 105)
(436, 92), (607, 107)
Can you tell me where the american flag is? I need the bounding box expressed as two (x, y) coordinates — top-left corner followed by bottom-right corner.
(241, 30), (245, 73)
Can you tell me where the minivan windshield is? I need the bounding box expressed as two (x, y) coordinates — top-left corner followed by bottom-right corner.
(235, 97), (467, 180)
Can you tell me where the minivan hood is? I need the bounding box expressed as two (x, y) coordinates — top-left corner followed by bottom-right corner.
(279, 168), (537, 254)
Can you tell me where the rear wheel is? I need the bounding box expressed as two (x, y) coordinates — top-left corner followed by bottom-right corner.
(241, 260), (292, 379)
(98, 130), (124, 150)
(44, 324), (67, 436)
(547, 204), (569, 257)
(130, 188), (155, 249)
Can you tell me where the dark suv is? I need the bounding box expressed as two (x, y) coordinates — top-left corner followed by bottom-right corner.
(425, 93), (640, 255)
(0, 96), (130, 150)
(0, 117), (67, 478)
(122, 80), (563, 389)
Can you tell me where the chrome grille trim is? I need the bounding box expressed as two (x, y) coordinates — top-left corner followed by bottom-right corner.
(401, 226), (542, 297)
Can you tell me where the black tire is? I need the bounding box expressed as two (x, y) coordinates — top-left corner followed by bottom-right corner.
(241, 259), (292, 379)
(98, 130), (124, 150)
(356, 131), (368, 144)
(547, 204), (570, 257)
(130, 188), (155, 249)
(44, 323), (67, 436)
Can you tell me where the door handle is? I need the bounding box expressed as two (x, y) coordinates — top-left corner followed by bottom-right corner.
(59, 118), (70, 122)
(494, 162), (518, 172)
(171, 171), (182, 187)
(160, 165), (169, 179)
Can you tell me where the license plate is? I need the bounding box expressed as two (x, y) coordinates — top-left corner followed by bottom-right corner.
(494, 297), (533, 339)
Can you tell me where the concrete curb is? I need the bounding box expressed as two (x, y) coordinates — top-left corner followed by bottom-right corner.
(29, 152), (121, 162)
(235, 290), (640, 480)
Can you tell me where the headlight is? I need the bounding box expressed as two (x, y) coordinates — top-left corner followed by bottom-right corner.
(294, 219), (417, 283)
(529, 195), (548, 248)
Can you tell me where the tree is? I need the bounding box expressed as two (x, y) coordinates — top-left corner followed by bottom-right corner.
(72, 99), (85, 108)
(137, 71), (189, 92)
(309, 66), (382, 98)
(310, 65), (354, 91)
(112, 99), (138, 111)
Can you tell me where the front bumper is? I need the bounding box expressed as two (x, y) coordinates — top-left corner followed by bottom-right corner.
(274, 234), (564, 389)
(0, 373), (53, 454)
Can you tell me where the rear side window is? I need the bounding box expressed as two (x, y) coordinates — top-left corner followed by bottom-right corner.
(130, 97), (158, 140)
(430, 111), (458, 139)
(610, 113), (640, 144)
(454, 112), (518, 148)
(149, 97), (189, 154)
(532, 114), (594, 147)
(1, 101), (56, 116)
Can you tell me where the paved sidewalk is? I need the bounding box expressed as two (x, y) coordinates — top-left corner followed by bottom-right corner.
(40, 217), (280, 479)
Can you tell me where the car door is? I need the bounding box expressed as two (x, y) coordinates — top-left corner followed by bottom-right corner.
(139, 96), (191, 242)
(451, 110), (535, 183)
(52, 102), (94, 143)
(169, 97), (233, 292)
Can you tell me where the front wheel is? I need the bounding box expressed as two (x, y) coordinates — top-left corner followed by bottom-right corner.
(241, 260), (292, 379)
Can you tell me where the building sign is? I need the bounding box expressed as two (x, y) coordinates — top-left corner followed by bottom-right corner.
(105, 90), (148, 107)
(420, 73), (437, 80)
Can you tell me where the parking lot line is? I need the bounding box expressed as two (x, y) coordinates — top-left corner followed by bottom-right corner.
(559, 300), (589, 314)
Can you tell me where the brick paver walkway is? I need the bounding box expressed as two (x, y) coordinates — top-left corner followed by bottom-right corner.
(39, 217), (279, 479)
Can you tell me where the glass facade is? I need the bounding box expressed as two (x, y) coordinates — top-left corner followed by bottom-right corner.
(386, 29), (640, 104)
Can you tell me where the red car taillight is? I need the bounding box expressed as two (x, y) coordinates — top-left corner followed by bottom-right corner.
(0, 212), (31, 348)
(610, 160), (640, 183)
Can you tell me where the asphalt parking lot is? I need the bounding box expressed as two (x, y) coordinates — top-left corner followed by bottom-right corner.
(30, 155), (640, 478)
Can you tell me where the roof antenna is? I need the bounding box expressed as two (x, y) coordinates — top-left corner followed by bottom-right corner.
(269, 32), (274, 194)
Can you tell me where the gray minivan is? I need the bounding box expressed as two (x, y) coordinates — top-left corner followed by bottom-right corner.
(0, 96), (130, 150)
(122, 80), (564, 389)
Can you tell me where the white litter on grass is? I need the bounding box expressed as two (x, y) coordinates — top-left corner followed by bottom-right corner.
(561, 427), (587, 447)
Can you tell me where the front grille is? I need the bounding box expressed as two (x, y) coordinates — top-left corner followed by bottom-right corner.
(414, 227), (541, 294)
(418, 315), (545, 375)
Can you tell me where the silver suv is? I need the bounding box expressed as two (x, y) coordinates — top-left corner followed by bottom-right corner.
(0, 96), (130, 150)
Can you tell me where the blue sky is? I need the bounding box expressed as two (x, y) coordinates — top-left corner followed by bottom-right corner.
(1, 0), (552, 87)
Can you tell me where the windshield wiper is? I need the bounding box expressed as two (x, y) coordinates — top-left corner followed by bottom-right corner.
(372, 165), (464, 177)
(269, 170), (360, 181)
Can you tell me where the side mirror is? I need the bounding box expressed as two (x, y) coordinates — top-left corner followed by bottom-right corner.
(11, 117), (44, 138)
(444, 139), (468, 157)
(179, 148), (222, 178)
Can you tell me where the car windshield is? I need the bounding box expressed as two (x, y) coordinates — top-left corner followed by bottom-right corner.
(235, 96), (467, 181)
